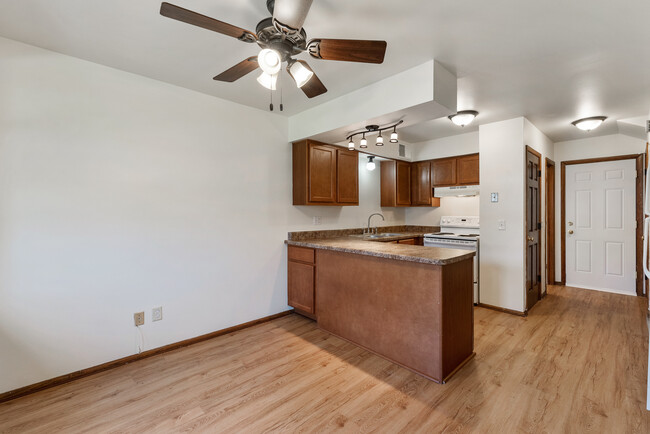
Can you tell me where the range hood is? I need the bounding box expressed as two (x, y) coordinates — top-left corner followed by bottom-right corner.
(434, 185), (480, 197)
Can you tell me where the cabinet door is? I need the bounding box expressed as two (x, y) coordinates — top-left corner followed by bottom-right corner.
(336, 149), (359, 204)
(309, 144), (337, 203)
(432, 158), (457, 187)
(397, 238), (416, 245)
(411, 161), (431, 205)
(457, 154), (480, 185)
(288, 261), (315, 313)
(396, 161), (411, 206)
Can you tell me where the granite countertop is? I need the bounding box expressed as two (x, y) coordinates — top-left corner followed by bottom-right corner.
(286, 237), (474, 266)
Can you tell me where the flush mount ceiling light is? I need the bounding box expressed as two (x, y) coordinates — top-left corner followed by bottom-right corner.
(448, 110), (479, 127)
(366, 156), (376, 171)
(346, 120), (403, 149)
(571, 116), (607, 131)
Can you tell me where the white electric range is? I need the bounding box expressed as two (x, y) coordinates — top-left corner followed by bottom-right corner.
(423, 216), (480, 304)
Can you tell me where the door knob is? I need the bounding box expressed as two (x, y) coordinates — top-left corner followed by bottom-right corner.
(568, 230), (574, 234)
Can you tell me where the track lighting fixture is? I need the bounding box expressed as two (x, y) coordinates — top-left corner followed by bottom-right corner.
(348, 138), (355, 150)
(366, 156), (376, 171)
(346, 120), (403, 149)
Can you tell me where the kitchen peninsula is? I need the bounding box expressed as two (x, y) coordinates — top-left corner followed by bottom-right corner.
(286, 227), (475, 383)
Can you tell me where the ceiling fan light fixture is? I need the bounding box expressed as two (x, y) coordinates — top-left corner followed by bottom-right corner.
(390, 126), (398, 143)
(258, 48), (281, 75)
(288, 60), (314, 88)
(366, 156), (376, 171)
(449, 110), (479, 127)
(360, 133), (367, 148)
(257, 71), (278, 90)
(571, 116), (607, 131)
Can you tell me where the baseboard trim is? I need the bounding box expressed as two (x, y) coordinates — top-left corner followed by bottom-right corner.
(477, 303), (527, 317)
(0, 310), (293, 404)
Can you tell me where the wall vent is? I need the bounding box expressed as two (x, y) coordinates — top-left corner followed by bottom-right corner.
(398, 144), (406, 157)
(646, 120), (650, 134)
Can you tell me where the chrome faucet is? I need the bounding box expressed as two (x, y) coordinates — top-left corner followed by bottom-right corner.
(365, 213), (385, 235)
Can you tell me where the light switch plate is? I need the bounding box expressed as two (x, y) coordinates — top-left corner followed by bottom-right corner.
(498, 220), (506, 231)
(491, 193), (499, 203)
(152, 306), (163, 322)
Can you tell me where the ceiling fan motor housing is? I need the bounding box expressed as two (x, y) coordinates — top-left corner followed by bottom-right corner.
(255, 17), (307, 58)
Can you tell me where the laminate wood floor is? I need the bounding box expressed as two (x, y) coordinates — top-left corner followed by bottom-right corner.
(1, 285), (649, 433)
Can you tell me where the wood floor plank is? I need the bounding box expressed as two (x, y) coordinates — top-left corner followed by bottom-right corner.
(1, 285), (649, 433)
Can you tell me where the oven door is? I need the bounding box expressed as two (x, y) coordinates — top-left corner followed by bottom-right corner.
(423, 238), (479, 304)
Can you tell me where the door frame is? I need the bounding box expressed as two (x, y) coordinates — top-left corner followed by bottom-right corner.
(560, 154), (644, 296)
(546, 158), (556, 286)
(525, 146), (543, 308)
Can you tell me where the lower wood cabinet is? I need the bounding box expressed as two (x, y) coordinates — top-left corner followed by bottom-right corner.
(288, 246), (316, 317)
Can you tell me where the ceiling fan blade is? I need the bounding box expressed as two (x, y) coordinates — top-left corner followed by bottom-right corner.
(295, 62), (327, 98)
(213, 57), (259, 82)
(308, 39), (387, 64)
(160, 2), (256, 43)
(273, 0), (313, 32)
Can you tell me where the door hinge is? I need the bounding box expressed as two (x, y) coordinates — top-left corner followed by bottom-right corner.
(634, 170), (638, 178)
(537, 275), (541, 282)
(635, 221), (638, 229)
(538, 170), (542, 177)
(537, 222), (541, 230)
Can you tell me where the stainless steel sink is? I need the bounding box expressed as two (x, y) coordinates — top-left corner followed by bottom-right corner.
(366, 233), (402, 238)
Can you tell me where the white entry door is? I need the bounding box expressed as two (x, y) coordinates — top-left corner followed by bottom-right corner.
(565, 159), (637, 295)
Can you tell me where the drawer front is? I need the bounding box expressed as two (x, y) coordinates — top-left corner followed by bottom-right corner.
(288, 246), (315, 264)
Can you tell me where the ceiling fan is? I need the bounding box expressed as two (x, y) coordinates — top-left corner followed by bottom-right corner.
(159, 0), (387, 101)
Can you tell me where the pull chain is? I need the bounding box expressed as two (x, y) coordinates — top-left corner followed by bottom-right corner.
(269, 84), (273, 111)
(280, 73), (284, 112)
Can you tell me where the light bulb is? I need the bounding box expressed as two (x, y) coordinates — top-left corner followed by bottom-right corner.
(360, 134), (367, 148)
(348, 139), (355, 150)
(390, 128), (398, 143)
(257, 72), (277, 90)
(288, 60), (314, 88)
(376, 132), (384, 146)
(258, 49), (281, 75)
(366, 156), (376, 171)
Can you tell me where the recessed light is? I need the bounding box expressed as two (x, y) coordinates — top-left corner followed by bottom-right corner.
(449, 110), (479, 127)
(571, 116), (607, 131)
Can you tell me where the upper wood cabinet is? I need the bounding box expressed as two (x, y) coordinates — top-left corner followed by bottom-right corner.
(411, 161), (432, 205)
(381, 160), (411, 207)
(431, 153), (479, 187)
(292, 140), (359, 206)
(432, 158), (457, 187)
(336, 149), (359, 204)
(457, 154), (480, 185)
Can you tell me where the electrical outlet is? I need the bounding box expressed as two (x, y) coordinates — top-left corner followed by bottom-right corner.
(498, 220), (506, 231)
(152, 306), (163, 322)
(313, 216), (322, 225)
(134, 312), (144, 326)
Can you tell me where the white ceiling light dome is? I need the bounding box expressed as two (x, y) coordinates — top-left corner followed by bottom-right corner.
(571, 116), (607, 131)
(258, 49), (281, 75)
(448, 110), (479, 127)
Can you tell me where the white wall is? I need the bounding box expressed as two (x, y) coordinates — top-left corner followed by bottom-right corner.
(479, 118), (526, 312)
(0, 37), (399, 393)
(406, 132), (480, 226)
(552, 134), (646, 282)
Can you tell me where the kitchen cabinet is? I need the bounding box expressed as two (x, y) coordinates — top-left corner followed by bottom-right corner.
(457, 154), (480, 185)
(432, 158), (457, 187)
(380, 160), (412, 207)
(431, 153), (480, 187)
(288, 246), (316, 317)
(292, 140), (359, 206)
(411, 161), (441, 207)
